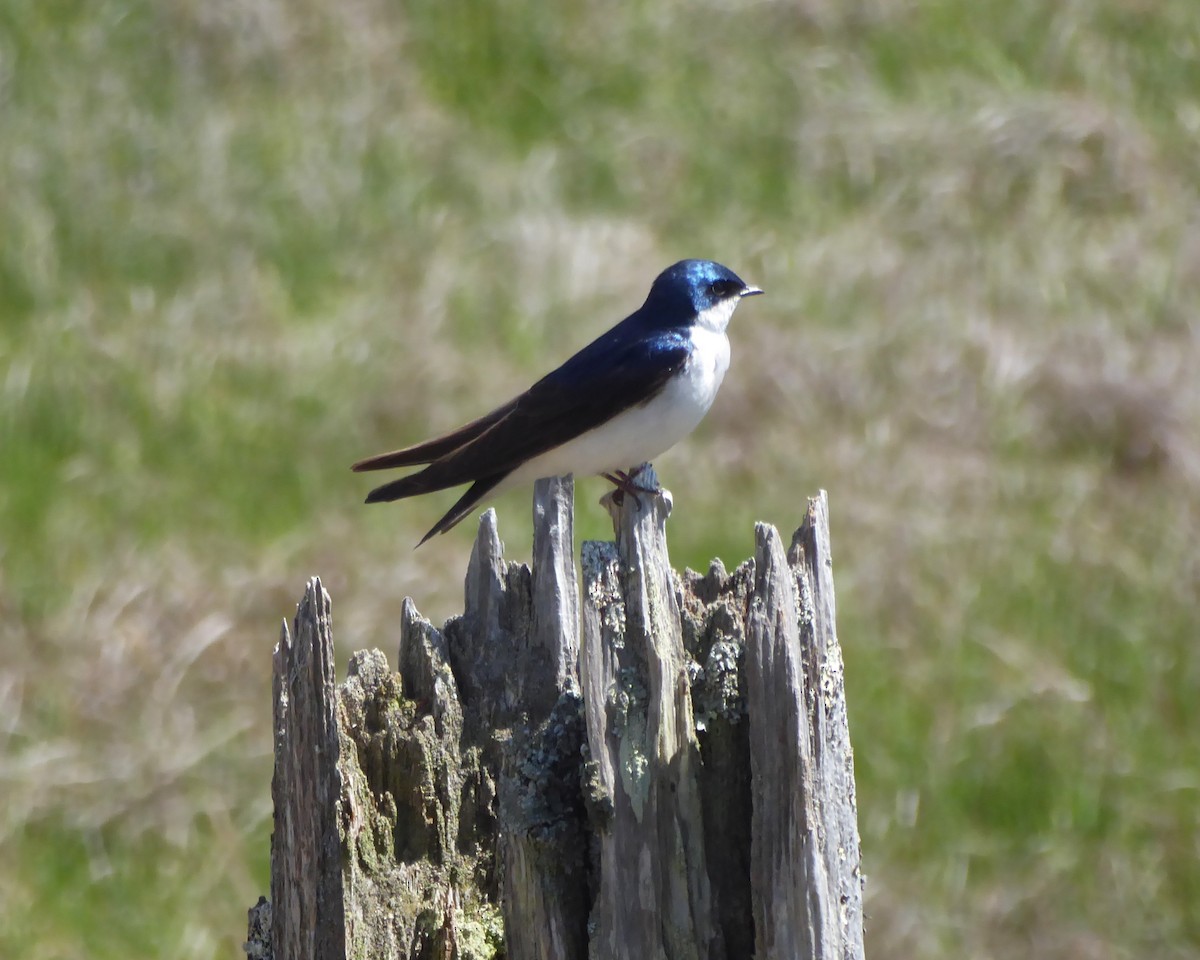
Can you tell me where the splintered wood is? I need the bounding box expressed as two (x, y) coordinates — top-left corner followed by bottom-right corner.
(248, 475), (864, 960)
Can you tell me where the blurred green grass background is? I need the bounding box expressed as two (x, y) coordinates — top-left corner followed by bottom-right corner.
(2, 0), (1199, 956)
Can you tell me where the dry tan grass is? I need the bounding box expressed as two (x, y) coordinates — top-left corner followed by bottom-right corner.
(3, 0), (1200, 955)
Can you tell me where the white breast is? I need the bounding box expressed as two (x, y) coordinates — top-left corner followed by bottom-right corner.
(505, 325), (731, 487)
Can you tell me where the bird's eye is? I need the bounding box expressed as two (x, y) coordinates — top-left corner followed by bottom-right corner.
(709, 279), (735, 298)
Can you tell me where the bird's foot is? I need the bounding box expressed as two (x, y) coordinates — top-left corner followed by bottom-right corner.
(603, 466), (661, 508)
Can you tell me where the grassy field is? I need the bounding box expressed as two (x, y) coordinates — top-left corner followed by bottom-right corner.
(2, 0), (1199, 956)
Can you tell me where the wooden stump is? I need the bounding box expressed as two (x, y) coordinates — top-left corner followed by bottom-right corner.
(245, 474), (864, 960)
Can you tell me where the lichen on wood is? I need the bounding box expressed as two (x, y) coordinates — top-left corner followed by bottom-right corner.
(250, 478), (863, 960)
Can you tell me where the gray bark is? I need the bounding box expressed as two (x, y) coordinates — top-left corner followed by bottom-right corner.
(500, 477), (589, 960)
(247, 478), (863, 960)
(580, 470), (717, 959)
(268, 579), (345, 960)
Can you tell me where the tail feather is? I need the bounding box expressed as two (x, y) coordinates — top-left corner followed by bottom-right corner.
(363, 464), (457, 503)
(416, 476), (506, 545)
(352, 402), (516, 472)
(364, 468), (507, 546)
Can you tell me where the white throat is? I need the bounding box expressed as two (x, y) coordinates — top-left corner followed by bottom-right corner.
(694, 296), (741, 333)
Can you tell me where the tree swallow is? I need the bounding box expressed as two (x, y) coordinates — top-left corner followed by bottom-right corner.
(353, 259), (763, 544)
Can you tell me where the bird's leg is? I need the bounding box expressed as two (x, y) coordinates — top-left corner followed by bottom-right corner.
(602, 465), (660, 508)
(602, 471), (641, 508)
(602, 472), (637, 507)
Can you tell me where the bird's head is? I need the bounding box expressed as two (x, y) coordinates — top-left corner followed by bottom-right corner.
(643, 259), (763, 332)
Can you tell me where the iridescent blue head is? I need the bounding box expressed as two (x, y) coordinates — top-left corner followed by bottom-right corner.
(642, 259), (763, 329)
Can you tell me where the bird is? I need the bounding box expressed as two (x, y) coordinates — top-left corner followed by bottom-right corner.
(352, 259), (763, 545)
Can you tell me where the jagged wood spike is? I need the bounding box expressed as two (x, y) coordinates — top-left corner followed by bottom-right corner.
(581, 464), (719, 960)
(250, 487), (865, 960)
(502, 475), (589, 960)
(269, 578), (346, 960)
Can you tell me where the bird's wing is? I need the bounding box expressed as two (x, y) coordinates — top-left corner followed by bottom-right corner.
(423, 329), (692, 483)
(362, 328), (692, 541)
(351, 401), (519, 472)
(410, 474), (510, 545)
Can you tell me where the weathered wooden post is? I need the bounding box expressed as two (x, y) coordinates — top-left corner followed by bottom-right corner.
(244, 471), (864, 960)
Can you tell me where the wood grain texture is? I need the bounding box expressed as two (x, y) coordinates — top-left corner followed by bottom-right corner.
(269, 578), (345, 960)
(501, 476), (590, 960)
(250, 485), (864, 960)
(790, 493), (865, 960)
(581, 467), (719, 960)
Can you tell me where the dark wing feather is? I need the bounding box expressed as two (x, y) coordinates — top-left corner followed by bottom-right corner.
(359, 318), (692, 543)
(388, 327), (691, 493)
(351, 400), (518, 472)
(418, 475), (507, 545)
